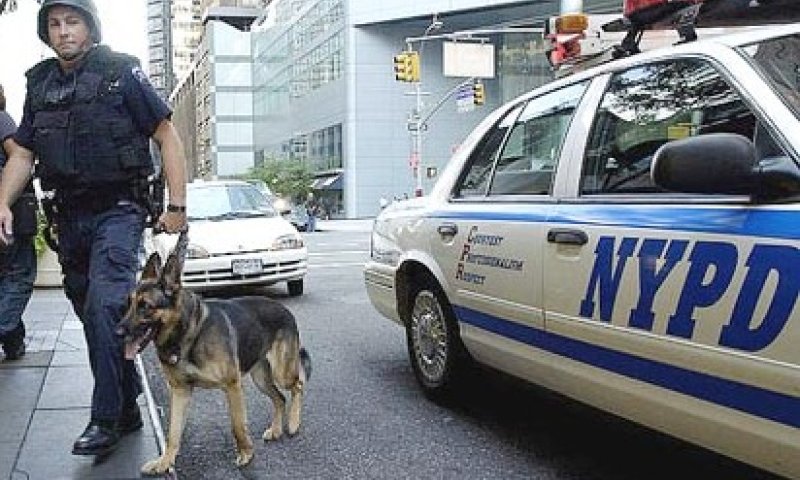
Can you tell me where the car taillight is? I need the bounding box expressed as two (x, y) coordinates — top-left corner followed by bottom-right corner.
(623, 0), (703, 24)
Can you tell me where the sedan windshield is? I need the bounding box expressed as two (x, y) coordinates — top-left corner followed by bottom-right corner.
(187, 184), (278, 220)
(740, 33), (800, 120)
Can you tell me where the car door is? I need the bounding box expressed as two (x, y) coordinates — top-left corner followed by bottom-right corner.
(431, 81), (590, 368)
(542, 55), (800, 436)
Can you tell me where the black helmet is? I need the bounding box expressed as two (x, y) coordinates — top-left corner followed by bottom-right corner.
(37, 0), (101, 45)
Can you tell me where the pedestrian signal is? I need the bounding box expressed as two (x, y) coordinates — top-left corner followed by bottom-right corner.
(394, 51), (420, 82)
(473, 82), (485, 106)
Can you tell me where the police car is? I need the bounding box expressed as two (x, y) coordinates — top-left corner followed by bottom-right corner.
(363, 8), (800, 478)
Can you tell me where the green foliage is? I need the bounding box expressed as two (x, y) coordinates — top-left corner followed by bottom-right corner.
(243, 158), (314, 203)
(34, 211), (48, 257)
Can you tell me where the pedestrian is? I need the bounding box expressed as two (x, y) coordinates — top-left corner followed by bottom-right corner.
(305, 192), (318, 232)
(0, 0), (188, 458)
(0, 83), (36, 361)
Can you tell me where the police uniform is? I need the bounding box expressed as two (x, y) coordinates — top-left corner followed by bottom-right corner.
(15, 45), (171, 428)
(0, 110), (35, 360)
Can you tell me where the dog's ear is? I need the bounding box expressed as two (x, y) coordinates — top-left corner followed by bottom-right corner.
(162, 230), (189, 297)
(142, 252), (162, 281)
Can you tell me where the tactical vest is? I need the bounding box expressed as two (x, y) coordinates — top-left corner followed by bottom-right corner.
(26, 46), (154, 192)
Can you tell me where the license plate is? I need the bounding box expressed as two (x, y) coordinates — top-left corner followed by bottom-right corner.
(232, 259), (262, 275)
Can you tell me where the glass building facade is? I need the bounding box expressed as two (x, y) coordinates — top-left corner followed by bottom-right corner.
(192, 0), (622, 217)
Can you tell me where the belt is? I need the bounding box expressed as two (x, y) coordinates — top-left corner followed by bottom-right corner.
(57, 192), (136, 214)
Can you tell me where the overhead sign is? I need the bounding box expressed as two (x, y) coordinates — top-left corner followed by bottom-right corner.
(443, 42), (495, 79)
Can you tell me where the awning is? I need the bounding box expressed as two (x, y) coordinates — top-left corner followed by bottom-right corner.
(311, 172), (343, 190)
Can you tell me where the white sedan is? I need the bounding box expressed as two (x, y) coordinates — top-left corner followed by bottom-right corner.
(149, 180), (308, 296)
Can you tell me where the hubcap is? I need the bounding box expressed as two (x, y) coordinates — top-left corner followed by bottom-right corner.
(410, 290), (448, 383)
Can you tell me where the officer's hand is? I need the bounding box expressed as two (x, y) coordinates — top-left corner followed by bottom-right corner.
(0, 204), (13, 248)
(157, 210), (187, 234)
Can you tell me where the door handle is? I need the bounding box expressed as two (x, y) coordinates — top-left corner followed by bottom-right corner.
(437, 223), (458, 237)
(547, 228), (588, 245)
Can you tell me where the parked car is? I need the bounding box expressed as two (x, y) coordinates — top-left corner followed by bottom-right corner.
(364, 24), (800, 477)
(150, 180), (307, 296)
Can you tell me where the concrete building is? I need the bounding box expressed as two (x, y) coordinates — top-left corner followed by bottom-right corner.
(171, 7), (261, 180)
(146, 0), (172, 98)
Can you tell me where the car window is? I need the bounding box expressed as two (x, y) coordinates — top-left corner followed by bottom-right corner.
(742, 33), (800, 121)
(454, 81), (588, 198)
(580, 58), (784, 195)
(455, 105), (523, 197)
(188, 184), (278, 219)
(489, 81), (588, 195)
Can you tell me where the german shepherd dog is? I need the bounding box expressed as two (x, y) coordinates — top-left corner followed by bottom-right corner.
(116, 231), (311, 475)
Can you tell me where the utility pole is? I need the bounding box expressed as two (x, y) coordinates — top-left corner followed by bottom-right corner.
(403, 15), (442, 197)
(408, 81), (424, 198)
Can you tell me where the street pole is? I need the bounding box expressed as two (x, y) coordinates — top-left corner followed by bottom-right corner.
(402, 15), (542, 197)
(412, 81), (423, 197)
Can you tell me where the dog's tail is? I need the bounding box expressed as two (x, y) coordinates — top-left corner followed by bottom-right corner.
(299, 347), (312, 381)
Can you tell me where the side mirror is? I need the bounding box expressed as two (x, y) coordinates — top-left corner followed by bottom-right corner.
(652, 133), (756, 195)
(652, 133), (800, 200)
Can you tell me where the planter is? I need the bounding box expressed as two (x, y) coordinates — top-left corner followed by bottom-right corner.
(35, 246), (62, 287)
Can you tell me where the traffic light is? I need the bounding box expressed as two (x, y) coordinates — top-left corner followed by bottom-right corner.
(394, 53), (409, 82)
(393, 51), (420, 82)
(407, 51), (420, 82)
(473, 82), (485, 106)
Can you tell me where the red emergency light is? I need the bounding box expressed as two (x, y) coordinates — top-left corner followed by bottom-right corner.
(623, 0), (704, 25)
(547, 34), (583, 67)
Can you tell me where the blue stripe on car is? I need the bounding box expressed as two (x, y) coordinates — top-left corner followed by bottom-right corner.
(454, 305), (800, 428)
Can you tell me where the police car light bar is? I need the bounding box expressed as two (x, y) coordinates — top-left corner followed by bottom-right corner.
(545, 13), (626, 72)
(605, 0), (800, 58)
(623, 0), (703, 25)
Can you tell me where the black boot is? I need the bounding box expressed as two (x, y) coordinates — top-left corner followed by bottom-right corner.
(72, 420), (119, 456)
(2, 323), (26, 361)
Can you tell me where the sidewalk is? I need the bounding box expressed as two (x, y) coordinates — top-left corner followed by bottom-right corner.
(0, 288), (164, 480)
(0, 218), (372, 479)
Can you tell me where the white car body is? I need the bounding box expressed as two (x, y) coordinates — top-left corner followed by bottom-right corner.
(364, 25), (800, 477)
(150, 180), (308, 295)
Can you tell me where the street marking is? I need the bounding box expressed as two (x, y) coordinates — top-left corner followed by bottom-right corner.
(308, 262), (366, 269)
(309, 251), (369, 256)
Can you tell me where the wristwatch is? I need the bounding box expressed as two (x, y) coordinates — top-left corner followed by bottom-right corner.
(167, 204), (186, 213)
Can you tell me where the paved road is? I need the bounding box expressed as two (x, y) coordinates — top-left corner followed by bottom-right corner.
(142, 229), (778, 480)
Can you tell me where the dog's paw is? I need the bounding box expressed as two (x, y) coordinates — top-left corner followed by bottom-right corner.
(262, 426), (283, 441)
(287, 419), (301, 436)
(141, 457), (174, 476)
(235, 448), (254, 467)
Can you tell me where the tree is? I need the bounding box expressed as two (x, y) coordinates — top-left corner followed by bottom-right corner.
(242, 158), (314, 203)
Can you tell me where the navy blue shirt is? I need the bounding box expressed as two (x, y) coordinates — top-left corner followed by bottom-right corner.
(15, 53), (171, 150)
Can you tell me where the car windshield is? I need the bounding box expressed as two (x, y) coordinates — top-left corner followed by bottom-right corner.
(187, 184), (278, 220)
(740, 33), (800, 121)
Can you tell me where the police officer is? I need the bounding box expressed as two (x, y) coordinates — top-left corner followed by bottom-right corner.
(0, 84), (35, 361)
(0, 0), (187, 456)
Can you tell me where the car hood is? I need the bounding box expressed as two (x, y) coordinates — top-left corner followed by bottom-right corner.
(154, 216), (299, 254)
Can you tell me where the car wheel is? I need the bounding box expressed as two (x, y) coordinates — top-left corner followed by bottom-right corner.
(287, 279), (304, 296)
(405, 277), (469, 398)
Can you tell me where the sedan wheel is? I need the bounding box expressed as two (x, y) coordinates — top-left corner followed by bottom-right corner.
(406, 279), (469, 398)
